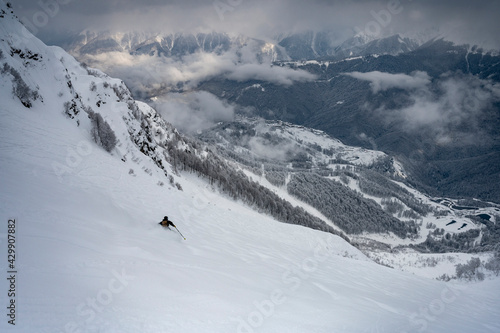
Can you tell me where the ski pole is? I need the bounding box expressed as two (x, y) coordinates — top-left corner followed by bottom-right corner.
(175, 226), (186, 240)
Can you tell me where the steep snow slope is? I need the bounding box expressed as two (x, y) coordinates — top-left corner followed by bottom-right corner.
(1, 3), (500, 332)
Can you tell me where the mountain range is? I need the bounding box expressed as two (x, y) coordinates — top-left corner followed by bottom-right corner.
(59, 26), (500, 203)
(64, 29), (428, 62)
(199, 39), (500, 202)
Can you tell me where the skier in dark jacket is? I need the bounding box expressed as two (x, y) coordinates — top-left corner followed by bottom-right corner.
(159, 216), (176, 228)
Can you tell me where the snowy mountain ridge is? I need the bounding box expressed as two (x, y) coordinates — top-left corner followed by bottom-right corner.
(1, 2), (500, 332)
(64, 28), (437, 64)
(71, 27), (497, 65)
(65, 29), (285, 63)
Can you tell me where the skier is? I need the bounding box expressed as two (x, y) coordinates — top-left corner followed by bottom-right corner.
(159, 216), (176, 229)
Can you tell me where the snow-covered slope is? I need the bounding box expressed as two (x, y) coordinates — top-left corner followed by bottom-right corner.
(198, 118), (497, 252)
(1, 2), (500, 332)
(199, 117), (401, 171)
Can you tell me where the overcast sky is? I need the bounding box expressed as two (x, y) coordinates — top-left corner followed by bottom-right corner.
(11, 0), (500, 48)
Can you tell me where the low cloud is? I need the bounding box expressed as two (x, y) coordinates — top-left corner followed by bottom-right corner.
(80, 42), (317, 98)
(247, 136), (300, 162)
(345, 71), (431, 93)
(244, 121), (306, 162)
(79, 38), (316, 135)
(227, 63), (316, 85)
(346, 70), (500, 145)
(151, 91), (235, 134)
(374, 72), (500, 145)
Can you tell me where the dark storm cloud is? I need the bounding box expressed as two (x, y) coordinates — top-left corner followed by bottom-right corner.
(11, 0), (500, 48)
